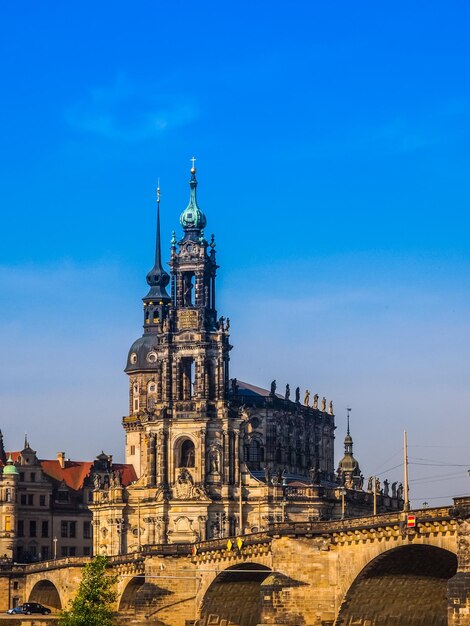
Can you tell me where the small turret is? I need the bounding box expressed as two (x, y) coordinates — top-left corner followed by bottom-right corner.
(337, 410), (362, 488)
(179, 159), (207, 240)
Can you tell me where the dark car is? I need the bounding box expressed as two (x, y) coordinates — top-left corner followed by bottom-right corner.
(20, 602), (51, 615)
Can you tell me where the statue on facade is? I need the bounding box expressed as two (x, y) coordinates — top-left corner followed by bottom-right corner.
(328, 401), (333, 415)
(218, 316), (225, 331)
(304, 389), (310, 406)
(358, 474), (364, 490)
(208, 446), (219, 474)
(321, 397), (326, 411)
(270, 380), (276, 395)
(225, 317), (230, 331)
(231, 378), (239, 395)
(367, 476), (373, 492)
(310, 465), (321, 485)
(391, 481), (397, 498)
(375, 477), (381, 494)
(162, 316), (170, 332)
(295, 386), (300, 403)
(313, 394), (319, 409)
(383, 479), (390, 497)
(397, 483), (404, 500)
(93, 474), (101, 490)
(264, 465), (272, 484)
(285, 384), (290, 401)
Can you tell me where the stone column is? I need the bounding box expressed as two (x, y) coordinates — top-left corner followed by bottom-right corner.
(147, 434), (156, 486)
(222, 429), (229, 484)
(156, 430), (164, 485)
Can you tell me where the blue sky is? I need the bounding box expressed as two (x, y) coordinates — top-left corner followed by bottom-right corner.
(1, 1), (469, 506)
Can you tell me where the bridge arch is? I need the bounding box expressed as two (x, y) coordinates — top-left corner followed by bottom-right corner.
(28, 579), (62, 611)
(335, 544), (457, 626)
(118, 575), (146, 613)
(199, 563), (271, 626)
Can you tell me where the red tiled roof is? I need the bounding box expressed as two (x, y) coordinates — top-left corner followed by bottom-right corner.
(113, 463), (138, 487)
(40, 460), (93, 491)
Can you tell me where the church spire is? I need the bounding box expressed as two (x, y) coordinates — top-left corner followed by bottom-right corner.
(144, 182), (171, 303)
(179, 158), (207, 239)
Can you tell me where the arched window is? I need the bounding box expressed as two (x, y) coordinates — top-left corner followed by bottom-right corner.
(245, 439), (264, 469)
(179, 440), (195, 468)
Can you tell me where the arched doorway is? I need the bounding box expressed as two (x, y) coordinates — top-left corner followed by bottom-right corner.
(119, 576), (146, 614)
(336, 544), (457, 626)
(29, 580), (62, 610)
(199, 563), (271, 626)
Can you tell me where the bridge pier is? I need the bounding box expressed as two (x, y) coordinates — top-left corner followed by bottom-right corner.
(448, 501), (470, 626)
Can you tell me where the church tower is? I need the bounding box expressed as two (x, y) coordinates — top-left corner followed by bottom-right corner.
(122, 163), (233, 543)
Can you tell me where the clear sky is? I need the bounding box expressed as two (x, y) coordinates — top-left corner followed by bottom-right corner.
(1, 1), (469, 507)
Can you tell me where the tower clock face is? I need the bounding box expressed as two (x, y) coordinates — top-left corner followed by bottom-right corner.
(146, 351), (158, 363)
(130, 353), (137, 364)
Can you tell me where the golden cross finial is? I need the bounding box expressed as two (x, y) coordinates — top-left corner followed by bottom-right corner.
(190, 156), (197, 171)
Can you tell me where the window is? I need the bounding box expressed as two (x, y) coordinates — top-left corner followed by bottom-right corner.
(30, 472), (36, 482)
(39, 495), (46, 506)
(28, 494), (33, 506)
(83, 521), (91, 539)
(5, 516), (11, 532)
(41, 521), (49, 538)
(133, 398), (139, 412)
(130, 445), (135, 456)
(60, 546), (67, 558)
(5, 489), (11, 502)
(69, 546), (76, 557)
(19, 472), (24, 482)
(57, 489), (69, 502)
(180, 439), (195, 468)
(61, 521), (76, 538)
(20, 495), (26, 505)
(13, 581), (18, 591)
(61, 546), (76, 557)
(29, 521), (36, 537)
(83, 546), (91, 556)
(17, 520), (24, 537)
(41, 546), (49, 560)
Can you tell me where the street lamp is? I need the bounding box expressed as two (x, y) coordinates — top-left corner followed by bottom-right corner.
(53, 536), (57, 560)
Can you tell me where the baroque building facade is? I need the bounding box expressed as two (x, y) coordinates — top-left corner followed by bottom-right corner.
(90, 165), (403, 555)
(0, 433), (136, 563)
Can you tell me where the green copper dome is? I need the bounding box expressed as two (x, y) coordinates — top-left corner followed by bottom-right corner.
(180, 166), (207, 233)
(3, 454), (18, 476)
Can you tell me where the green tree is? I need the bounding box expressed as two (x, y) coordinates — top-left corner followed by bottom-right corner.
(59, 555), (118, 626)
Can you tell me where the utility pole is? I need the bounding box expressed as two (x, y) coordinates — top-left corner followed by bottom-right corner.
(373, 478), (377, 515)
(238, 466), (243, 535)
(403, 430), (410, 511)
(137, 497), (141, 551)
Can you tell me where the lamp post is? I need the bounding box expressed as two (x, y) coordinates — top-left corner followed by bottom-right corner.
(340, 487), (346, 519)
(53, 536), (57, 560)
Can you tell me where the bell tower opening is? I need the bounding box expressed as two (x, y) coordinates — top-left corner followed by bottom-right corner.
(182, 272), (195, 306)
(180, 357), (195, 400)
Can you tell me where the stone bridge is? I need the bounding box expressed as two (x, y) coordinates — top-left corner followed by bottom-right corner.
(1, 498), (469, 626)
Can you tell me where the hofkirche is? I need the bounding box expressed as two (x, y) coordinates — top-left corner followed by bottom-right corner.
(88, 163), (404, 554)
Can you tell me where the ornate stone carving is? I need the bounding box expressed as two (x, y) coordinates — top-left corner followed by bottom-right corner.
(173, 468), (209, 500)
